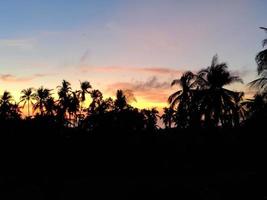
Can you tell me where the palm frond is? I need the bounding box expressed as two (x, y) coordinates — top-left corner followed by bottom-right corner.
(263, 39), (267, 48)
(248, 77), (267, 88)
(168, 90), (182, 104)
(211, 54), (218, 67)
(255, 49), (267, 74)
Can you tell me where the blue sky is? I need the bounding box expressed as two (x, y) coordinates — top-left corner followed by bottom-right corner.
(0, 0), (266, 107)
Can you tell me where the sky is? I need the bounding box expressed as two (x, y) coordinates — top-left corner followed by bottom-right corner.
(0, 0), (266, 111)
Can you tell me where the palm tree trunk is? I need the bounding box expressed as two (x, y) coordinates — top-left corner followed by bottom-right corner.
(28, 100), (30, 117)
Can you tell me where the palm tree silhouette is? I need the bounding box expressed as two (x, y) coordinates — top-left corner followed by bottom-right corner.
(77, 81), (92, 121)
(141, 108), (159, 131)
(68, 91), (80, 126)
(88, 89), (103, 115)
(196, 55), (243, 127)
(44, 97), (56, 116)
(57, 80), (72, 119)
(0, 91), (14, 120)
(114, 90), (128, 112)
(0, 91), (13, 105)
(9, 102), (22, 120)
(168, 71), (196, 128)
(79, 81), (91, 103)
(33, 87), (52, 116)
(161, 107), (175, 128)
(20, 88), (35, 117)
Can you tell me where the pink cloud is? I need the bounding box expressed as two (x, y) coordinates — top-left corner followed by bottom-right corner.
(79, 65), (184, 76)
(0, 74), (33, 83)
(0, 73), (52, 83)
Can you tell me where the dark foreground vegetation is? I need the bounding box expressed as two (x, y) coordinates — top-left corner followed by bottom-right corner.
(0, 122), (266, 200)
(1, 28), (267, 199)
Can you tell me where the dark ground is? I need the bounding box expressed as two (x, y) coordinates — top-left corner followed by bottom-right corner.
(0, 124), (265, 199)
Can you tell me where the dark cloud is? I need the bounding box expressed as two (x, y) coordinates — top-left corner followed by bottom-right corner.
(108, 76), (170, 91)
(123, 89), (137, 103)
(106, 76), (173, 103)
(132, 76), (170, 90)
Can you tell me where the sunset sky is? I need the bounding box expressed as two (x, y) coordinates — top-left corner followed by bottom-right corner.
(0, 0), (266, 111)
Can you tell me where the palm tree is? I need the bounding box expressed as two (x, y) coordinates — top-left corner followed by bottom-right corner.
(196, 55), (243, 127)
(0, 91), (14, 120)
(33, 87), (52, 115)
(79, 81), (91, 102)
(0, 91), (13, 105)
(114, 90), (128, 112)
(44, 97), (56, 116)
(9, 103), (22, 120)
(57, 80), (71, 101)
(161, 107), (175, 128)
(141, 108), (159, 130)
(168, 71), (196, 128)
(57, 80), (72, 119)
(20, 88), (34, 117)
(88, 89), (103, 115)
(68, 91), (80, 124)
(78, 81), (92, 116)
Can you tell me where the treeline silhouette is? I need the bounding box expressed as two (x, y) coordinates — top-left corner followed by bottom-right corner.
(0, 56), (266, 130)
(1, 28), (267, 199)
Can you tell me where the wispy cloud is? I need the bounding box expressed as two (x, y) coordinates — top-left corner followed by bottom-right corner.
(80, 49), (91, 63)
(0, 73), (52, 83)
(0, 74), (32, 83)
(80, 65), (183, 76)
(0, 38), (36, 50)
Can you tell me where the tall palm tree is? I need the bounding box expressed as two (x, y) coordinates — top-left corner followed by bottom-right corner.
(79, 81), (91, 102)
(20, 88), (34, 117)
(33, 87), (52, 115)
(168, 71), (196, 128)
(78, 81), (92, 114)
(57, 80), (72, 118)
(196, 55), (243, 127)
(57, 80), (71, 99)
(88, 89), (103, 114)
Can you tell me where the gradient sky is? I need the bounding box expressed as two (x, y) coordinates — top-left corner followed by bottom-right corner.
(0, 0), (266, 110)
